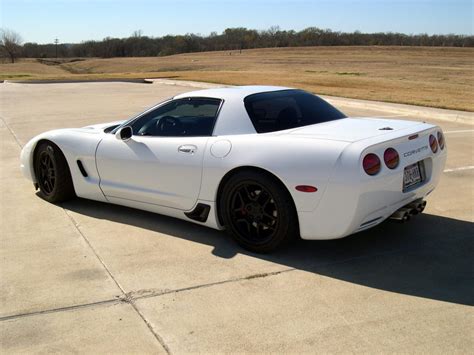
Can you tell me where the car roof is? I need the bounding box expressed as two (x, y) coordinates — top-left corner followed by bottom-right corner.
(173, 85), (293, 100)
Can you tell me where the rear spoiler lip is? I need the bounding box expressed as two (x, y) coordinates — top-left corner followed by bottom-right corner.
(352, 123), (436, 148)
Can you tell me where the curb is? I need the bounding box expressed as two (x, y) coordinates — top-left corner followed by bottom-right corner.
(144, 78), (228, 89)
(321, 95), (473, 125)
(2, 78), (151, 84)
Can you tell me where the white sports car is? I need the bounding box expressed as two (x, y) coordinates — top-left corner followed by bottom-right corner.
(21, 86), (447, 252)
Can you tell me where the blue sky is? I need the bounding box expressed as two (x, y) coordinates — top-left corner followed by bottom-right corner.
(1, 0), (472, 44)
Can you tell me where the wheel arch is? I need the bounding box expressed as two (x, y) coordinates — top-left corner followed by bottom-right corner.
(32, 139), (74, 188)
(215, 165), (299, 228)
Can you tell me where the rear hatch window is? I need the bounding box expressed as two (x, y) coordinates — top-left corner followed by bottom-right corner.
(244, 89), (346, 133)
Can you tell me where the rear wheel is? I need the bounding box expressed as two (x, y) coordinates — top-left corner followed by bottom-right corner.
(34, 142), (75, 203)
(220, 171), (298, 253)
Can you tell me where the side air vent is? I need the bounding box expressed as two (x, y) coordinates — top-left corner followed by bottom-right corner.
(185, 203), (211, 222)
(76, 160), (88, 177)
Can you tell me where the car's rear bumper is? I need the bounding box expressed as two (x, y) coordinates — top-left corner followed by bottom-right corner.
(298, 147), (447, 240)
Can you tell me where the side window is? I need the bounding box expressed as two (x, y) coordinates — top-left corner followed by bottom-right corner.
(130, 98), (221, 137)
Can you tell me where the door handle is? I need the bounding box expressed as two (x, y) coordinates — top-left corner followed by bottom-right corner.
(178, 145), (197, 154)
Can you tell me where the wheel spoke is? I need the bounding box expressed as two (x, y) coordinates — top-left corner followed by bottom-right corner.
(244, 185), (256, 201)
(263, 212), (276, 222)
(257, 190), (272, 207)
(231, 191), (246, 216)
(229, 181), (280, 243)
(236, 218), (251, 233)
(236, 191), (246, 206)
(253, 223), (261, 238)
(38, 151), (56, 195)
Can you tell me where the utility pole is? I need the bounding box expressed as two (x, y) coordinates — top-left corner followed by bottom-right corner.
(54, 38), (59, 58)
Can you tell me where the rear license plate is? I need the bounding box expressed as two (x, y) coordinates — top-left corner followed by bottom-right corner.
(403, 162), (423, 191)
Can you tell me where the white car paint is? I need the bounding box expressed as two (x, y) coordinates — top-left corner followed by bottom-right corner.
(20, 86), (447, 240)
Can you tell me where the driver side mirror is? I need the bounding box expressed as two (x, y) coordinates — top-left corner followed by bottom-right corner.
(115, 126), (133, 141)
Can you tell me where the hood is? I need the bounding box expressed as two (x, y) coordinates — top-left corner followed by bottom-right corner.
(283, 117), (424, 142)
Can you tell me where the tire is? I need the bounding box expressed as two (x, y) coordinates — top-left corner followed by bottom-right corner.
(34, 141), (76, 203)
(220, 170), (298, 253)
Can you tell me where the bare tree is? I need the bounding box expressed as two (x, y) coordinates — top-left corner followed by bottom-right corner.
(132, 29), (143, 38)
(0, 28), (23, 63)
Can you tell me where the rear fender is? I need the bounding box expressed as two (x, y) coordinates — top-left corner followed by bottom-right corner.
(200, 136), (350, 212)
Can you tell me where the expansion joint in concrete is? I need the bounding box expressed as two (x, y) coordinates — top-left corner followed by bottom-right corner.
(62, 208), (172, 354)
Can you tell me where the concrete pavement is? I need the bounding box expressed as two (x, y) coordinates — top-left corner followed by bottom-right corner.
(0, 82), (472, 353)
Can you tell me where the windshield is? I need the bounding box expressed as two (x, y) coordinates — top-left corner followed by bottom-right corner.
(244, 89), (346, 133)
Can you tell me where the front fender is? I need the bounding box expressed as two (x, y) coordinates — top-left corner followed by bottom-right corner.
(20, 129), (68, 183)
(20, 128), (107, 202)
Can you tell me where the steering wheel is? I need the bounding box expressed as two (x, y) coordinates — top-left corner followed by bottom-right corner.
(156, 116), (183, 136)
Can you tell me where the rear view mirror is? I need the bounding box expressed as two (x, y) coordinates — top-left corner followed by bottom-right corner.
(115, 126), (133, 141)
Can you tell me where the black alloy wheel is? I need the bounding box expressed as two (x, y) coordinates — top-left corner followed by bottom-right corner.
(37, 146), (56, 195)
(221, 171), (298, 253)
(229, 181), (279, 244)
(34, 142), (75, 203)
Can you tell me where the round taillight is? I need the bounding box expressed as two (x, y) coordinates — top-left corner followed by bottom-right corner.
(384, 148), (399, 169)
(429, 134), (438, 153)
(363, 153), (381, 176)
(437, 131), (445, 150)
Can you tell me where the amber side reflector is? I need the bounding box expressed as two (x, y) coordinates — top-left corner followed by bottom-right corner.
(295, 185), (318, 193)
(408, 134), (419, 140)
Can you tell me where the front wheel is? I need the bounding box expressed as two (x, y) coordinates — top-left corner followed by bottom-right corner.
(34, 141), (75, 203)
(220, 171), (298, 253)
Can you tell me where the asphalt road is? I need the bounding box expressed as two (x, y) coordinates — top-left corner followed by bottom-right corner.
(1, 82), (473, 353)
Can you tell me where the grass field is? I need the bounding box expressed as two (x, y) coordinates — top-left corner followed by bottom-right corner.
(1, 46), (473, 111)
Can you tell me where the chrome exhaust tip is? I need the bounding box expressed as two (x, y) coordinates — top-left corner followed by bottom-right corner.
(389, 200), (426, 223)
(417, 200), (427, 213)
(402, 211), (411, 222)
(390, 207), (412, 222)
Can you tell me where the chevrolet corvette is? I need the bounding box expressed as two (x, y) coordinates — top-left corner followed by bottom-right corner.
(20, 86), (447, 252)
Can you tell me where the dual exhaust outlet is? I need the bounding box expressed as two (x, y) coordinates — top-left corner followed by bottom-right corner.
(389, 199), (426, 222)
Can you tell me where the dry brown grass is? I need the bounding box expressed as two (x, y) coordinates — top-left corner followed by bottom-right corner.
(0, 58), (68, 79)
(1, 47), (473, 111)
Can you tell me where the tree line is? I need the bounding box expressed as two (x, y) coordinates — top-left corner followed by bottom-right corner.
(2, 27), (473, 62)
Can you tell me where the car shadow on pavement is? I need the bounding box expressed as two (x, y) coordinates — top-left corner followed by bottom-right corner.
(63, 199), (474, 306)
